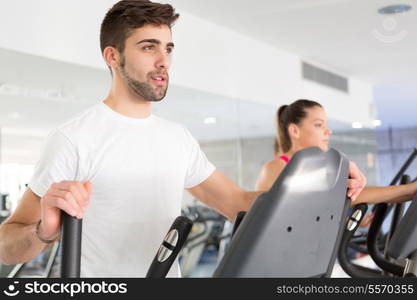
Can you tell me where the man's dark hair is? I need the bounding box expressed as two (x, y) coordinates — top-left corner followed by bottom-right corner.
(100, 0), (179, 55)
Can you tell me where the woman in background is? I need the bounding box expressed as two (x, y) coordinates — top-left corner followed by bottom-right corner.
(255, 99), (417, 206)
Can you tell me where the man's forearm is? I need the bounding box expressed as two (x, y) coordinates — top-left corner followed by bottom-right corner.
(234, 191), (263, 215)
(244, 191), (264, 206)
(0, 223), (50, 265)
(223, 190), (263, 221)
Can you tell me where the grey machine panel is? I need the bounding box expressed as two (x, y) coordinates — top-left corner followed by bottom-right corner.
(214, 147), (350, 277)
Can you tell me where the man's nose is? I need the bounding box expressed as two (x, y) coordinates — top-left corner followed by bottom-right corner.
(155, 50), (170, 70)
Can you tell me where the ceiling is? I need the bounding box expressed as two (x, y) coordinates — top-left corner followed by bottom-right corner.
(171, 0), (417, 85)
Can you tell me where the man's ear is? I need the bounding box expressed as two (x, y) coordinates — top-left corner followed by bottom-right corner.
(103, 46), (120, 71)
(288, 123), (300, 140)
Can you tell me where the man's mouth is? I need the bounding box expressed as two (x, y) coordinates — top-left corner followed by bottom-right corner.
(150, 74), (168, 85)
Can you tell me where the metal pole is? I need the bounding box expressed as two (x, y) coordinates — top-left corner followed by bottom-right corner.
(45, 242), (60, 278)
(389, 148), (417, 186)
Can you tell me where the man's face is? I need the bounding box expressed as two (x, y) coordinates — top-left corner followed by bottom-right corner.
(118, 24), (174, 102)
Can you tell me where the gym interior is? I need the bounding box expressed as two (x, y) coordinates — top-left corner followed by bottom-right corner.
(0, 0), (417, 279)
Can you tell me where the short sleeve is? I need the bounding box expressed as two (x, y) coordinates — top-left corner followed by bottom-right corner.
(29, 129), (79, 197)
(183, 127), (216, 189)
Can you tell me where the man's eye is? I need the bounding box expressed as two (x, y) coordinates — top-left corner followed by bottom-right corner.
(166, 47), (173, 54)
(315, 123), (322, 127)
(143, 45), (154, 50)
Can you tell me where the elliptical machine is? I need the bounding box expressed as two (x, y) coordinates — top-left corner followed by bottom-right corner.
(146, 147), (352, 277)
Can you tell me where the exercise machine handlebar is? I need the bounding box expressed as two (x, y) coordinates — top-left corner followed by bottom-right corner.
(146, 216), (193, 278)
(61, 213), (82, 278)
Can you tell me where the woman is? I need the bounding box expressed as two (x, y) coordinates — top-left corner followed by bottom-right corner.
(255, 99), (417, 205)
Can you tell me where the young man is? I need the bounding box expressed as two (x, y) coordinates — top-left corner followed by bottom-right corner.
(0, 0), (366, 277)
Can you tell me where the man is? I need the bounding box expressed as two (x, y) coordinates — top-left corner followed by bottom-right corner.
(0, 0), (366, 277)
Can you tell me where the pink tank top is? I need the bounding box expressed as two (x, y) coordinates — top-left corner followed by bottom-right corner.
(279, 155), (289, 163)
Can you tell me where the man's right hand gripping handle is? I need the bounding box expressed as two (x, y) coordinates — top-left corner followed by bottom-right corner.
(38, 181), (92, 242)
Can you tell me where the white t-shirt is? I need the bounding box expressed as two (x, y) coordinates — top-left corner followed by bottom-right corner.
(29, 102), (215, 277)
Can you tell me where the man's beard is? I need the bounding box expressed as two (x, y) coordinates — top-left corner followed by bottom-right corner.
(119, 56), (168, 102)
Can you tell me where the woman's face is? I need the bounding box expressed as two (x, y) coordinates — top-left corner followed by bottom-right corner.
(295, 106), (332, 152)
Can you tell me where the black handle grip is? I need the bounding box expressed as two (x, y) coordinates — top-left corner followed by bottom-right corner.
(146, 216), (193, 278)
(61, 213), (82, 278)
(337, 204), (384, 277)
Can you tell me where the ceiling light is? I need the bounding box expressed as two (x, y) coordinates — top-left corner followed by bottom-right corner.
(204, 117), (217, 125)
(1, 127), (49, 138)
(372, 120), (382, 127)
(0, 84), (19, 95)
(352, 122), (363, 129)
(378, 4), (412, 15)
(0, 83), (70, 102)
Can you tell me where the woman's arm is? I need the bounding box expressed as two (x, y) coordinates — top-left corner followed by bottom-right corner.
(354, 181), (417, 205)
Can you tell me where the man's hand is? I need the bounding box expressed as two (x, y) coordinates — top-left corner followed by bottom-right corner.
(39, 181), (92, 241)
(348, 161), (367, 203)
